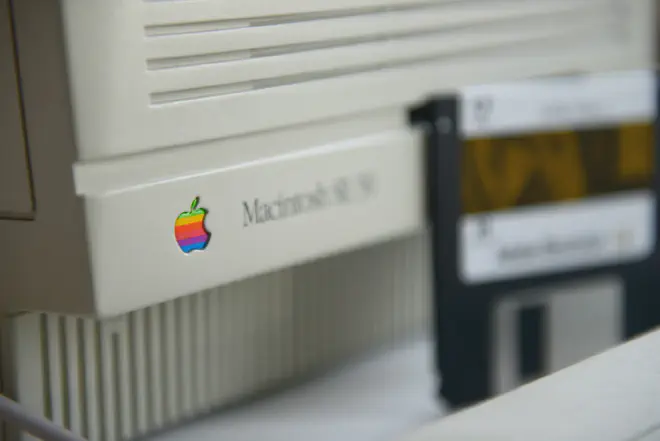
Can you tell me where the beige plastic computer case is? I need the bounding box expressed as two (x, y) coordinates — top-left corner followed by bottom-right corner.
(0, 0), (655, 317)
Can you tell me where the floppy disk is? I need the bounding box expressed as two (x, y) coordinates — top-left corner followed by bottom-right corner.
(412, 70), (659, 408)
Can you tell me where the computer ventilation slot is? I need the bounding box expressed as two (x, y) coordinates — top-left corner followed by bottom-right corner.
(144, 0), (627, 104)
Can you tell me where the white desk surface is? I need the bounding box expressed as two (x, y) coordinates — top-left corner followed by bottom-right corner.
(144, 327), (660, 441)
(149, 337), (445, 441)
(403, 328), (660, 441)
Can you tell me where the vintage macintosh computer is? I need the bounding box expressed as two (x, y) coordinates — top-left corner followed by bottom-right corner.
(0, 0), (656, 440)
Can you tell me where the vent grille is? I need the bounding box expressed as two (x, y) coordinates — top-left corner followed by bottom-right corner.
(143, 0), (628, 104)
(6, 235), (431, 441)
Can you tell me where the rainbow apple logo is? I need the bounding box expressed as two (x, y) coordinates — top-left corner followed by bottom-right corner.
(174, 197), (211, 254)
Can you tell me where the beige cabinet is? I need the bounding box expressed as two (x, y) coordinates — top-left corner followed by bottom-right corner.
(0, 0), (32, 218)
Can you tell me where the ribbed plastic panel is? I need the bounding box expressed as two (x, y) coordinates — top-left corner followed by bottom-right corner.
(60, 0), (654, 159)
(144, 0), (621, 104)
(3, 235), (430, 441)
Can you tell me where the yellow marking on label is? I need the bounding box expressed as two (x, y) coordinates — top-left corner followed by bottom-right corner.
(462, 123), (654, 214)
